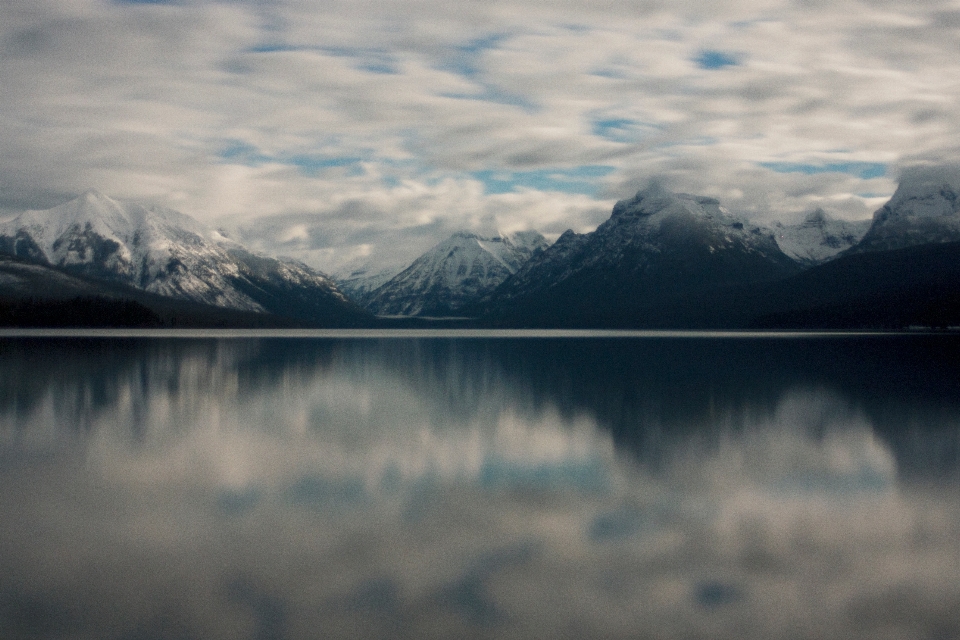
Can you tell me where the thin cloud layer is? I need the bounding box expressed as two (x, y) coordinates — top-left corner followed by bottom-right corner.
(3, 0), (960, 270)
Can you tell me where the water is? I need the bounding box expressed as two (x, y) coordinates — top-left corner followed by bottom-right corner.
(1, 332), (959, 639)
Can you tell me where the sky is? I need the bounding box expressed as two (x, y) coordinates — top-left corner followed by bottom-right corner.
(3, 0), (960, 273)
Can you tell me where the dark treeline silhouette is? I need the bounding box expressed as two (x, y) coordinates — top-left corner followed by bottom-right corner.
(0, 296), (161, 328)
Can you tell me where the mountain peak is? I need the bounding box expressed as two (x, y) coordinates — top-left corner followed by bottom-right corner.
(801, 208), (828, 227)
(502, 229), (548, 250)
(364, 228), (548, 316)
(483, 185), (800, 326)
(610, 182), (673, 218)
(775, 210), (870, 265)
(69, 189), (127, 219)
(610, 184), (726, 224)
(450, 230), (484, 241)
(850, 166), (960, 253)
(0, 191), (363, 323)
(891, 165), (960, 200)
(886, 173), (959, 217)
(79, 188), (112, 202)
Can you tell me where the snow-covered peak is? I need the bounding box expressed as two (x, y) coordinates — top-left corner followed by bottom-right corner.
(800, 208), (828, 227)
(79, 188), (113, 205)
(502, 229), (549, 251)
(0, 191), (243, 302)
(365, 229), (548, 316)
(773, 209), (870, 265)
(608, 186), (749, 231)
(451, 230), (484, 240)
(609, 182), (678, 215)
(333, 263), (406, 304)
(851, 166), (960, 253)
(12, 190), (133, 247)
(422, 231), (520, 275)
(611, 183), (698, 219)
(485, 185), (800, 314)
(881, 183), (959, 222)
(885, 166), (960, 215)
(597, 186), (779, 262)
(4, 190), (219, 262)
(0, 190), (356, 319)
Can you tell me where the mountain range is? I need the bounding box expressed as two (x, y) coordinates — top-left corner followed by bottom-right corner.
(473, 184), (802, 325)
(477, 171), (960, 328)
(2, 169), (960, 329)
(0, 190), (369, 327)
(472, 172), (960, 328)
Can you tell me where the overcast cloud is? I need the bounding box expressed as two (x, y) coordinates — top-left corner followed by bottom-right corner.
(3, 0), (960, 271)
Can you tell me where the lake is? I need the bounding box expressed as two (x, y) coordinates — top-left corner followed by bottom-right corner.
(1, 331), (959, 639)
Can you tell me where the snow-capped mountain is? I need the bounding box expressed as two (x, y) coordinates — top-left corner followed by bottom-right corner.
(849, 167), (960, 254)
(0, 190), (366, 324)
(773, 209), (871, 266)
(483, 184), (800, 325)
(332, 261), (407, 307)
(366, 230), (548, 316)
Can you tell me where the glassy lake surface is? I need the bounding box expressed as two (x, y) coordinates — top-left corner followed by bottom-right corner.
(1, 332), (959, 640)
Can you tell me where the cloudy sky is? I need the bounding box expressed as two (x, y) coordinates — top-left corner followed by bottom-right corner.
(3, 0), (960, 272)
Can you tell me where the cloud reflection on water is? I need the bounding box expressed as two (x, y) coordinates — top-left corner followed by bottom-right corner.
(1, 336), (959, 639)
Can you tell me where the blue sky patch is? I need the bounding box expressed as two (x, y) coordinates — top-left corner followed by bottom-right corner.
(246, 43), (300, 54)
(657, 136), (718, 149)
(218, 140), (268, 165)
(760, 162), (887, 179)
(591, 118), (659, 143)
(323, 47), (400, 75)
(471, 165), (615, 196)
(441, 88), (536, 111)
(590, 68), (627, 79)
(287, 155), (366, 176)
(694, 50), (740, 69)
(381, 176), (401, 188)
(437, 33), (535, 111)
(443, 33), (509, 80)
(593, 118), (635, 142)
(217, 141), (367, 176)
(245, 44), (400, 74)
(359, 61), (398, 74)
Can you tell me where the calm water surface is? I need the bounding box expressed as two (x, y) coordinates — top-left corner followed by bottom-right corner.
(1, 332), (959, 639)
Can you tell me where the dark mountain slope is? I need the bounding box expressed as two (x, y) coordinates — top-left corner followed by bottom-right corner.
(479, 185), (801, 327)
(747, 240), (960, 329)
(0, 254), (349, 328)
(549, 240), (960, 330)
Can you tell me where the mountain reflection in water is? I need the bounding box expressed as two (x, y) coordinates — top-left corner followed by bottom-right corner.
(1, 334), (959, 639)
